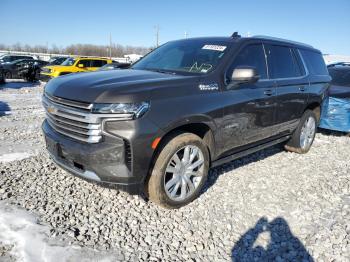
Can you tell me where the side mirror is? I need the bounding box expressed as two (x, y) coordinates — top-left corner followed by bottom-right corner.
(77, 64), (84, 68)
(228, 66), (260, 89)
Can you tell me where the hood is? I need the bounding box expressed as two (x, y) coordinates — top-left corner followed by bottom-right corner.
(45, 69), (199, 103)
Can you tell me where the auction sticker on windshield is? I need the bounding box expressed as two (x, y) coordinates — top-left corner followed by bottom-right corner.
(202, 45), (227, 51)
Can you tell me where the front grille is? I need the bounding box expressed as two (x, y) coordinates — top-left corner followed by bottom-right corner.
(42, 94), (102, 143)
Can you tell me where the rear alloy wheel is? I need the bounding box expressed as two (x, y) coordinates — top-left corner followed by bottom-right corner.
(285, 110), (317, 154)
(299, 116), (316, 150)
(147, 132), (209, 209)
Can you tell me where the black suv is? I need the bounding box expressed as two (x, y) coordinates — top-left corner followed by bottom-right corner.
(0, 55), (35, 64)
(42, 34), (330, 208)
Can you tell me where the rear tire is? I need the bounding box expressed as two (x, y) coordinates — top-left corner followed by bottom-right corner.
(147, 132), (209, 209)
(285, 110), (317, 154)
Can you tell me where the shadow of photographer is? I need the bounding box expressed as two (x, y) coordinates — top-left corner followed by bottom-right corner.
(231, 217), (314, 262)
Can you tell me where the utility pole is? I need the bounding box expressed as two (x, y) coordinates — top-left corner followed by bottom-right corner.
(109, 33), (112, 59)
(184, 31), (188, 39)
(155, 25), (160, 47)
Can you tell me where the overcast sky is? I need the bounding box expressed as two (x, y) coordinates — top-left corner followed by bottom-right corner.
(1, 0), (349, 54)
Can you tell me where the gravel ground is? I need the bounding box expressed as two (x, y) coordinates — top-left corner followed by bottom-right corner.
(0, 80), (349, 261)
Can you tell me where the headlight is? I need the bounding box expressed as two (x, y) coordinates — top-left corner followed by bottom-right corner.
(92, 102), (150, 119)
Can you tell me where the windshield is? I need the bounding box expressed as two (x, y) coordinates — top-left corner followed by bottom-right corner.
(132, 39), (230, 74)
(61, 58), (76, 66)
(0, 56), (11, 62)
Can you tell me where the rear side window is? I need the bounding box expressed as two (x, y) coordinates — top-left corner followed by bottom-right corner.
(228, 44), (268, 79)
(299, 49), (328, 75)
(78, 60), (91, 67)
(91, 60), (107, 67)
(265, 45), (303, 79)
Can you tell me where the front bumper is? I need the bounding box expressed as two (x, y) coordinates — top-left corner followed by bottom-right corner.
(42, 120), (143, 194)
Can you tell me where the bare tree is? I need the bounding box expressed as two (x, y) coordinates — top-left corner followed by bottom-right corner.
(0, 42), (152, 57)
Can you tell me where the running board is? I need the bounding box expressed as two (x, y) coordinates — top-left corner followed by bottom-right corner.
(211, 136), (290, 168)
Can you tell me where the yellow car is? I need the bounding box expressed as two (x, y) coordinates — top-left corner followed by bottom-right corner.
(41, 57), (113, 80)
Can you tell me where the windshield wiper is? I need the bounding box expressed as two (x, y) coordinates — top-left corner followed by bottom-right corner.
(144, 68), (177, 75)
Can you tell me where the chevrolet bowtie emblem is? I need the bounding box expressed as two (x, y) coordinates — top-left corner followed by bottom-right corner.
(47, 106), (58, 114)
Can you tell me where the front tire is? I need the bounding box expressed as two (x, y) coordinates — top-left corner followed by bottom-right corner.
(147, 132), (209, 209)
(285, 110), (317, 154)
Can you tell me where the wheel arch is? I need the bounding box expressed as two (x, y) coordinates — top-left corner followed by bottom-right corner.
(305, 102), (321, 123)
(144, 121), (216, 190)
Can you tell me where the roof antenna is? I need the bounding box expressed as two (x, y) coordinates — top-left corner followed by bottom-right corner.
(231, 32), (241, 38)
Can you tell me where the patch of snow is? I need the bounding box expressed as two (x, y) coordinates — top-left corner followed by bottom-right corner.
(0, 153), (32, 163)
(0, 203), (120, 262)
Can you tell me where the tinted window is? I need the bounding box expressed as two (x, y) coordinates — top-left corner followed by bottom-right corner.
(91, 60), (107, 67)
(266, 45), (302, 78)
(1, 56), (11, 62)
(78, 60), (91, 67)
(300, 49), (328, 75)
(9, 56), (18, 62)
(328, 68), (350, 87)
(228, 44), (268, 79)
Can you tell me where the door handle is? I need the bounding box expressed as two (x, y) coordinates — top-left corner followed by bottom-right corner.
(299, 86), (306, 92)
(264, 89), (273, 96)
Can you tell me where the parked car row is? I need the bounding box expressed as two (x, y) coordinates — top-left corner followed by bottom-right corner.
(0, 54), (66, 83)
(40, 57), (130, 80)
(0, 53), (131, 83)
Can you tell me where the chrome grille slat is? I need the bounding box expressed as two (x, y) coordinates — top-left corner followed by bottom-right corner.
(45, 93), (92, 110)
(47, 118), (102, 136)
(42, 94), (102, 143)
(48, 121), (101, 143)
(47, 114), (100, 130)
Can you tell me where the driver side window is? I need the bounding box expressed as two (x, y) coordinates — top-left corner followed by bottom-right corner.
(228, 44), (268, 80)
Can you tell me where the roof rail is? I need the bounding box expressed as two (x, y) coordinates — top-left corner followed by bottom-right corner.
(252, 35), (314, 48)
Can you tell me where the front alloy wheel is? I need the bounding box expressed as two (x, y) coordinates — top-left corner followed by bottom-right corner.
(147, 132), (209, 209)
(164, 145), (204, 201)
